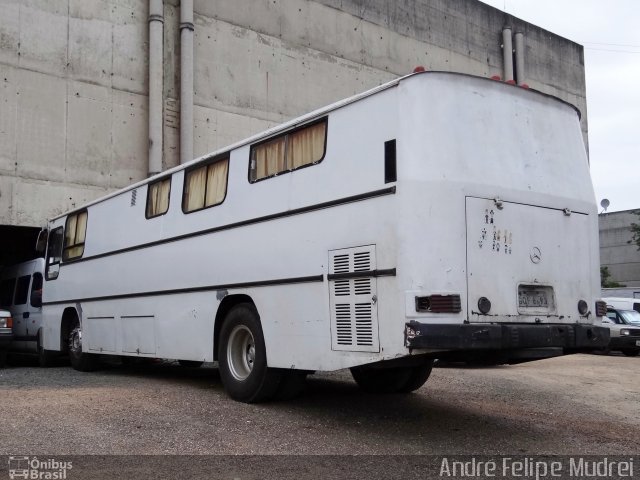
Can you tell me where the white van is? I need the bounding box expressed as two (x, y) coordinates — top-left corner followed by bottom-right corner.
(603, 297), (640, 313)
(0, 258), (45, 359)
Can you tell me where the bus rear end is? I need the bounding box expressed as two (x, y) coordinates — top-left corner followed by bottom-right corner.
(396, 72), (609, 363)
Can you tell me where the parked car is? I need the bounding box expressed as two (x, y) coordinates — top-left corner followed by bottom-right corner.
(602, 307), (640, 357)
(0, 258), (45, 358)
(0, 309), (13, 367)
(603, 297), (640, 314)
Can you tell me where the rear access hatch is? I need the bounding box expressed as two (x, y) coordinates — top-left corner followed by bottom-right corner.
(466, 197), (593, 324)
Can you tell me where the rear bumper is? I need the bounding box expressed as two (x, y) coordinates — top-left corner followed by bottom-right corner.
(0, 330), (13, 349)
(404, 322), (609, 351)
(609, 336), (640, 350)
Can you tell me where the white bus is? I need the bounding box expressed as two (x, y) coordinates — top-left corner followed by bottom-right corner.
(39, 71), (609, 402)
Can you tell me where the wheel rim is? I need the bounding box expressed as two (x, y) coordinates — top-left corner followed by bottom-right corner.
(227, 325), (256, 381)
(70, 327), (82, 354)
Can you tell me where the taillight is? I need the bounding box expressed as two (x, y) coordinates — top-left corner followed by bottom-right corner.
(415, 295), (462, 313)
(595, 301), (607, 317)
(0, 316), (12, 329)
(577, 300), (589, 315)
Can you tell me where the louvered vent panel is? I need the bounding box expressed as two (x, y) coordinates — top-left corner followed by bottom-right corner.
(328, 245), (379, 352)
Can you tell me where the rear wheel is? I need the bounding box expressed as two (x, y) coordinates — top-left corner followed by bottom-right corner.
(351, 361), (434, 394)
(621, 349), (640, 357)
(69, 323), (98, 372)
(218, 303), (282, 403)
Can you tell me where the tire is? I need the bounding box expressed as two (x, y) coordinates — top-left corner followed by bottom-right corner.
(178, 360), (203, 368)
(398, 361), (434, 393)
(218, 303), (283, 403)
(351, 362), (434, 394)
(37, 330), (56, 368)
(621, 349), (640, 357)
(69, 324), (98, 372)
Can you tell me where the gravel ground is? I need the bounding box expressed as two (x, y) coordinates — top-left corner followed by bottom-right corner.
(0, 353), (638, 478)
(0, 353), (637, 456)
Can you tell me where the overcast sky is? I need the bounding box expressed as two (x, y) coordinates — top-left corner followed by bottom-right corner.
(479, 0), (639, 213)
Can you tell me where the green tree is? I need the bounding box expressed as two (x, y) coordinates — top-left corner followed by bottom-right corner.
(600, 266), (624, 288)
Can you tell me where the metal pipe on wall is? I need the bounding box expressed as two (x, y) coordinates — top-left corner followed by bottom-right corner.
(514, 32), (526, 86)
(502, 26), (514, 82)
(148, 0), (164, 177)
(180, 0), (194, 164)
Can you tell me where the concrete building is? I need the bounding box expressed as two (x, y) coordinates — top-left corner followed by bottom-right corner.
(0, 0), (588, 264)
(599, 210), (640, 289)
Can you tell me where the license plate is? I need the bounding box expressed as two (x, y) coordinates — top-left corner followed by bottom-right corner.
(518, 285), (555, 314)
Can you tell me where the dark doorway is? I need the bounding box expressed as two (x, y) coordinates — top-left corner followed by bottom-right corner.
(0, 225), (42, 268)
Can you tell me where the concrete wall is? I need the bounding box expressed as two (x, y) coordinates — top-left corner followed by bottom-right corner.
(0, 0), (588, 227)
(599, 210), (640, 288)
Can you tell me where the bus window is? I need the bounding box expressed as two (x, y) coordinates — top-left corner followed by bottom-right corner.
(46, 227), (64, 280)
(249, 118), (327, 182)
(63, 211), (88, 261)
(146, 177), (171, 218)
(182, 158), (229, 213)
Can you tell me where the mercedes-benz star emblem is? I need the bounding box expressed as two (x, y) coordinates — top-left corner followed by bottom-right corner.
(530, 247), (542, 264)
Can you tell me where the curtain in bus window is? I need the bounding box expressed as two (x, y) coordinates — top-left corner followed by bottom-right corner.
(146, 178), (170, 217)
(287, 121), (326, 169)
(63, 211), (88, 260)
(253, 137), (286, 180)
(204, 159), (229, 207)
(183, 166), (207, 212)
(64, 215), (77, 247)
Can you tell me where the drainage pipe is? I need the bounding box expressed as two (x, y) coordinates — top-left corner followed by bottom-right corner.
(514, 31), (526, 86)
(180, 0), (194, 164)
(148, 0), (164, 177)
(502, 26), (514, 83)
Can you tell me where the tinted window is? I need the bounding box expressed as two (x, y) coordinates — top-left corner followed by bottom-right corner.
(46, 227), (64, 280)
(30, 272), (43, 308)
(14, 275), (30, 305)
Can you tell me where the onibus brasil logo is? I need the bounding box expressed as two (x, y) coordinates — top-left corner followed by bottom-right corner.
(8, 457), (72, 479)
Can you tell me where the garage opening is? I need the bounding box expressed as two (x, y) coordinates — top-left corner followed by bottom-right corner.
(0, 225), (42, 269)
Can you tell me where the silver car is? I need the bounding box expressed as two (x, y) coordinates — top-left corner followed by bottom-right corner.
(0, 309), (13, 367)
(602, 307), (640, 357)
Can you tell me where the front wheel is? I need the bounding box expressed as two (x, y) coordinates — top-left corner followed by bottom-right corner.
(351, 361), (434, 394)
(69, 324), (98, 372)
(218, 303), (282, 403)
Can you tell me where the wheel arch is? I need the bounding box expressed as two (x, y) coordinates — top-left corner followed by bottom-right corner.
(213, 294), (256, 361)
(60, 306), (80, 353)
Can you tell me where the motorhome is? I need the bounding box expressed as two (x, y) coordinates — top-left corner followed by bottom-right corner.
(0, 258), (44, 360)
(39, 72), (609, 402)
